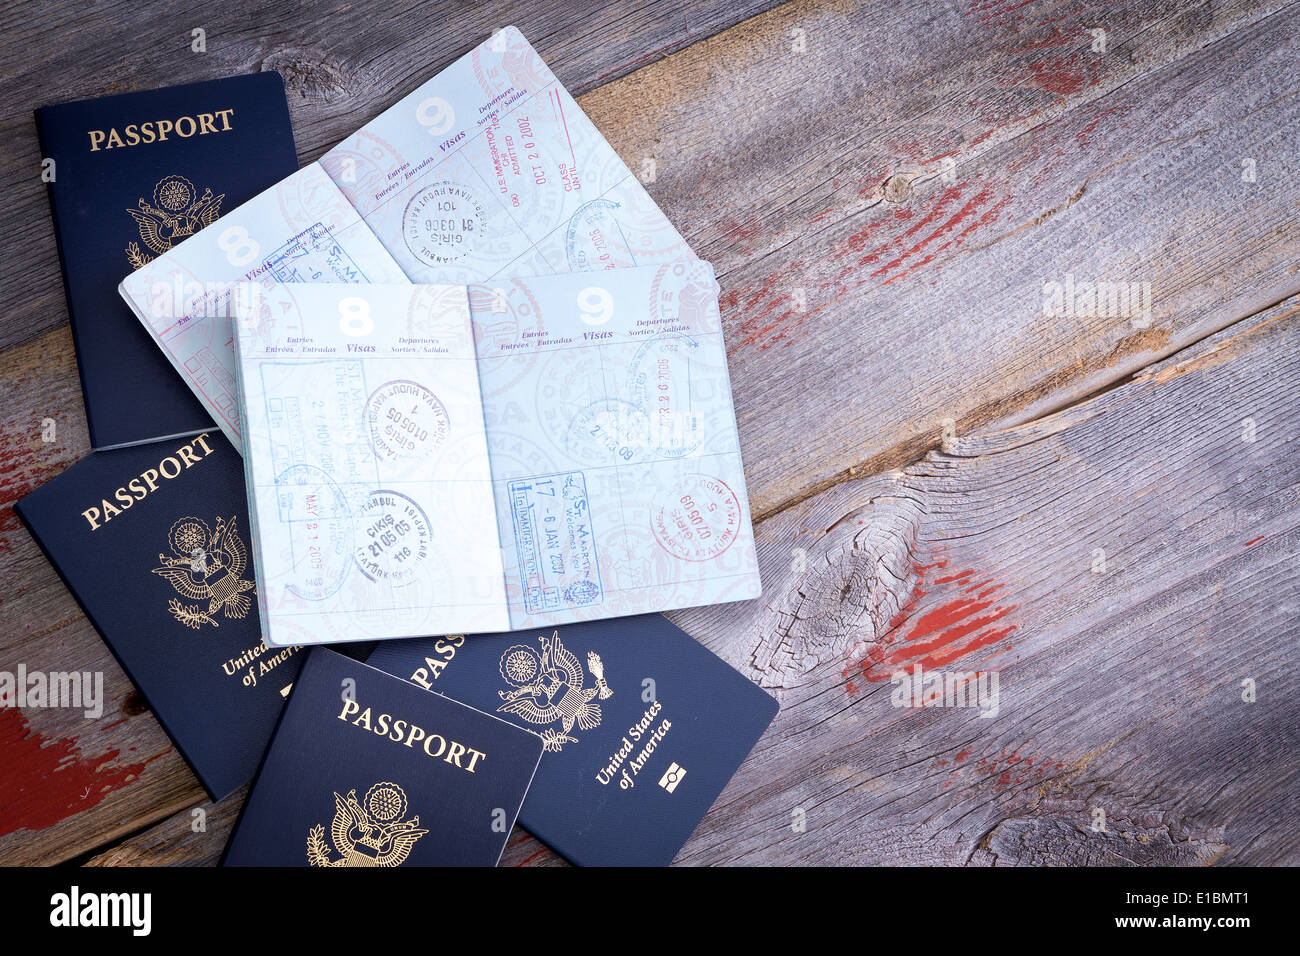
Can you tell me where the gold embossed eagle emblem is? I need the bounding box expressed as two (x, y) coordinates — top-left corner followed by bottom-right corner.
(307, 782), (428, 867)
(153, 515), (255, 629)
(497, 631), (613, 752)
(125, 174), (224, 268)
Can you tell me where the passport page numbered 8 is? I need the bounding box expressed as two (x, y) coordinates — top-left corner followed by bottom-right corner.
(233, 283), (511, 647)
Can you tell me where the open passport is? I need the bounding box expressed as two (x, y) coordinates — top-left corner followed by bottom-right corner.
(115, 27), (761, 644)
(231, 274), (759, 646)
(118, 25), (693, 450)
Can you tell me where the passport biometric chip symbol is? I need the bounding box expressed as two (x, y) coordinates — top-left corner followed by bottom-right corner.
(307, 781), (429, 867)
(125, 173), (225, 269)
(497, 631), (613, 752)
(658, 762), (686, 794)
(152, 515), (255, 629)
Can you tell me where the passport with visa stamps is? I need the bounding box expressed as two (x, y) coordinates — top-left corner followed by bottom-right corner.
(119, 25), (691, 452)
(231, 266), (759, 647)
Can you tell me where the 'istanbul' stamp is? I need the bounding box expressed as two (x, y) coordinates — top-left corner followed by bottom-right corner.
(403, 181), (485, 266)
(366, 380), (450, 463)
(651, 473), (741, 562)
(353, 490), (431, 584)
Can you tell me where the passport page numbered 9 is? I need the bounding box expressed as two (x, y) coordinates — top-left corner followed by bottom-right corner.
(470, 262), (762, 629)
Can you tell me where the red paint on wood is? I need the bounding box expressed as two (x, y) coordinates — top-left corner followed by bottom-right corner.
(515, 845), (551, 867)
(835, 181), (1013, 288)
(0, 413), (74, 555)
(0, 708), (161, 838)
(845, 559), (1019, 690)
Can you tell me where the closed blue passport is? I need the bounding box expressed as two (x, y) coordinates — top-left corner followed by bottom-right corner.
(368, 615), (779, 866)
(35, 73), (297, 450)
(13, 432), (303, 799)
(223, 648), (544, 866)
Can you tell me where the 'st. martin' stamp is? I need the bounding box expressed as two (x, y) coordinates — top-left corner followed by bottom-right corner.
(509, 471), (603, 613)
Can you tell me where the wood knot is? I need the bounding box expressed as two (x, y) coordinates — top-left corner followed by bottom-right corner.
(261, 49), (352, 102)
(750, 483), (923, 688)
(973, 817), (1228, 866)
(883, 173), (914, 203)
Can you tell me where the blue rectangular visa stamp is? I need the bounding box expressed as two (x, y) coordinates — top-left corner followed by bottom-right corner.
(509, 471), (603, 614)
(261, 222), (368, 283)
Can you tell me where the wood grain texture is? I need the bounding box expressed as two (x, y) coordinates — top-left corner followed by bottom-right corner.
(1, 0), (1296, 866)
(581, 0), (1300, 517)
(667, 299), (1298, 864)
(83, 304), (1300, 868)
(84, 788), (244, 867)
(0, 0), (788, 353)
(76, 300), (1300, 866)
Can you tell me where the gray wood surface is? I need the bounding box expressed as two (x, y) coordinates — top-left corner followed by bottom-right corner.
(85, 298), (1300, 866)
(670, 301), (1298, 865)
(1, 0), (1296, 866)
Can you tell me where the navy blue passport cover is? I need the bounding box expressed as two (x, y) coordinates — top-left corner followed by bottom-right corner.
(14, 432), (303, 799)
(222, 648), (544, 866)
(35, 73), (297, 450)
(368, 615), (779, 866)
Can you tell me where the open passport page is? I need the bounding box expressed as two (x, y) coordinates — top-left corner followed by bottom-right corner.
(119, 26), (693, 450)
(231, 274), (760, 647)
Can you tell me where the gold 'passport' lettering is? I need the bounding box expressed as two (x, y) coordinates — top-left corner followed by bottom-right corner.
(87, 108), (235, 151)
(337, 697), (486, 773)
(407, 634), (465, 688)
(81, 433), (216, 531)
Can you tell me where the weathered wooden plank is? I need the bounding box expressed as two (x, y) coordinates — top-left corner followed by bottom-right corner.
(6, 0), (1296, 514)
(5, 0), (1297, 866)
(665, 299), (1298, 864)
(83, 789), (244, 867)
(580, 0), (1300, 518)
(0, 0), (789, 353)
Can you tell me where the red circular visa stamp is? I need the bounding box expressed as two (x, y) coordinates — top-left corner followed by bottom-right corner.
(651, 473), (741, 561)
